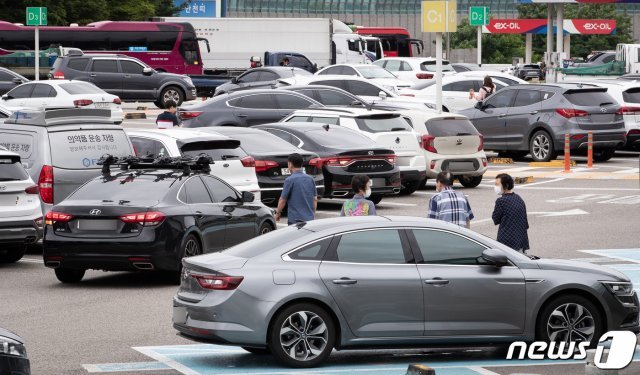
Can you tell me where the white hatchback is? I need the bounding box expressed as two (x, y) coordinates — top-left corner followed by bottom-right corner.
(373, 57), (457, 84)
(1, 80), (124, 124)
(125, 129), (261, 201)
(0, 147), (43, 263)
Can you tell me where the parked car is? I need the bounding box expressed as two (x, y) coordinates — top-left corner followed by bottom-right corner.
(513, 64), (543, 81)
(0, 108), (135, 212)
(173, 215), (640, 367)
(214, 67), (312, 96)
(316, 64), (413, 91)
(0, 67), (28, 95)
(0, 327), (30, 374)
(278, 85), (410, 111)
(43, 155), (275, 283)
(0, 147), (42, 263)
(179, 89), (323, 128)
(400, 111), (487, 188)
(373, 57), (456, 84)
(125, 128), (262, 200)
(255, 122), (400, 203)
(456, 70), (528, 86)
(458, 84), (626, 162)
(200, 127), (324, 205)
(1, 80), (124, 124)
(399, 75), (509, 113)
(282, 108), (426, 195)
(49, 52), (197, 108)
(451, 63), (482, 73)
(571, 52), (615, 68)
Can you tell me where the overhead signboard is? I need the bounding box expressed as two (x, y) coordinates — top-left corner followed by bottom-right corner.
(421, 1), (457, 33)
(483, 19), (616, 35)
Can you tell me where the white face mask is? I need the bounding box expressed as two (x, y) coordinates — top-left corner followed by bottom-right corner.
(494, 185), (503, 196)
(365, 183), (372, 198)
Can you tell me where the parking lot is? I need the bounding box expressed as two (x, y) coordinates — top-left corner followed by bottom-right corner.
(2, 116), (638, 374)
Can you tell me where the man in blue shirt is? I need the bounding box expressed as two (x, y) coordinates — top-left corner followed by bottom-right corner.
(275, 153), (317, 225)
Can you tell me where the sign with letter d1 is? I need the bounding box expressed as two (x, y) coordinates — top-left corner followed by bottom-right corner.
(422, 1), (457, 33)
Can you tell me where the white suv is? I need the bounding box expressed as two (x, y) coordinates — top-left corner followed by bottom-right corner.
(0, 147), (43, 263)
(400, 111), (488, 188)
(282, 108), (427, 194)
(373, 57), (456, 84)
(125, 129), (261, 200)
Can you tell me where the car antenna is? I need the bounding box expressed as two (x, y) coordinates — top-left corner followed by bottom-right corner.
(322, 124), (330, 131)
(295, 221), (307, 229)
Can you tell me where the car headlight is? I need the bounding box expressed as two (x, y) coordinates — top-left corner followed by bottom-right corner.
(425, 103), (436, 110)
(0, 336), (27, 358)
(182, 77), (194, 85)
(601, 281), (635, 297)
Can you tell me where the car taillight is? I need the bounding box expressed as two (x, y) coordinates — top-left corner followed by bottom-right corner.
(52, 71), (65, 79)
(113, 98), (122, 105)
(421, 135), (438, 153)
(556, 108), (589, 118)
(416, 73), (434, 79)
(629, 129), (640, 135)
(191, 274), (244, 290)
(308, 157), (323, 167)
(38, 165), (54, 204)
(386, 155), (397, 165)
(254, 159), (279, 173)
(400, 93), (415, 97)
(73, 99), (93, 107)
(119, 211), (166, 226)
(478, 134), (484, 152)
(323, 157), (352, 167)
(617, 106), (640, 115)
(482, 158), (488, 168)
(25, 185), (38, 194)
(45, 211), (74, 225)
(179, 111), (203, 120)
(240, 156), (255, 168)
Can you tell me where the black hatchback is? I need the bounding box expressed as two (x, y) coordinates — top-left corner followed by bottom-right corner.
(43, 156), (275, 283)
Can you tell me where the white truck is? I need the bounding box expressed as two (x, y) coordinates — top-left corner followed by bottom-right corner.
(155, 17), (371, 76)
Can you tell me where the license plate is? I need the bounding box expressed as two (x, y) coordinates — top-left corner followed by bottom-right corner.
(371, 178), (385, 187)
(0, 195), (18, 206)
(449, 162), (475, 172)
(95, 102), (110, 108)
(173, 306), (188, 324)
(77, 219), (117, 231)
(281, 168), (306, 175)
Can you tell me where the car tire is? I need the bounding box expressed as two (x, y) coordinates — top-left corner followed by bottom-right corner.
(593, 148), (616, 162)
(369, 194), (383, 205)
(530, 130), (557, 162)
(268, 303), (335, 368)
(399, 180), (419, 195)
(0, 244), (25, 263)
(160, 86), (184, 107)
(242, 346), (271, 355)
(54, 268), (85, 283)
(535, 294), (604, 348)
(458, 175), (483, 188)
(259, 222), (274, 235)
(181, 234), (201, 259)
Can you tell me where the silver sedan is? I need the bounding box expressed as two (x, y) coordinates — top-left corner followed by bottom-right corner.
(172, 216), (639, 368)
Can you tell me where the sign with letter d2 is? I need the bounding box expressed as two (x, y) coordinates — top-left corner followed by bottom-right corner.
(422, 1), (457, 33)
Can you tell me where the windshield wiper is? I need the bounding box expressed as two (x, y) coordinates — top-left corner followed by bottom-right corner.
(456, 132), (472, 136)
(221, 155), (239, 160)
(119, 200), (130, 205)
(390, 127), (407, 132)
(600, 102), (614, 106)
(0, 178), (20, 181)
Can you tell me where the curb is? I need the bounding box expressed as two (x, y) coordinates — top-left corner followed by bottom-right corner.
(125, 113), (147, 119)
(529, 160), (577, 167)
(488, 157), (514, 164)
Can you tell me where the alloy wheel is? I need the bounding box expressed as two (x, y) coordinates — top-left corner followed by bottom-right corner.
(164, 89), (180, 103)
(184, 239), (200, 257)
(279, 311), (329, 362)
(546, 303), (595, 343)
(532, 134), (550, 160)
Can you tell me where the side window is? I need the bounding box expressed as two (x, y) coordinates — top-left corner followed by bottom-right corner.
(285, 116), (309, 122)
(310, 116), (339, 125)
(347, 80), (381, 97)
(288, 55), (312, 69)
(129, 137), (167, 157)
(275, 94), (315, 109)
(512, 90), (542, 107)
(120, 60), (145, 75)
(384, 60), (401, 72)
(603, 55), (615, 63)
(443, 81), (475, 92)
(331, 230), (407, 264)
(411, 229), (487, 265)
(317, 90), (354, 106)
(541, 91), (555, 101)
(319, 66), (344, 75)
(202, 176), (238, 203)
(0, 71), (15, 81)
(31, 84), (56, 98)
(342, 67), (358, 76)
(184, 177), (213, 204)
(7, 84), (34, 99)
(259, 71), (279, 81)
(491, 76), (519, 86)
(67, 58), (90, 71)
(238, 71), (260, 83)
(400, 61), (412, 71)
(265, 129), (295, 145)
(91, 60), (119, 73)
(235, 94), (276, 109)
(484, 91), (513, 108)
(288, 238), (332, 261)
(312, 80), (348, 91)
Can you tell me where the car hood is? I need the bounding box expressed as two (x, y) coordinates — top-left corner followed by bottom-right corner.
(0, 327), (24, 344)
(184, 252), (248, 272)
(535, 258), (630, 282)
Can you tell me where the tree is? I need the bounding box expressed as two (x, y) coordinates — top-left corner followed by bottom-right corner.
(450, 18), (525, 64)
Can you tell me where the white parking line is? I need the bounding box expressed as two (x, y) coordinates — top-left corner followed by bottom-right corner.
(377, 202), (418, 207)
(514, 177), (566, 188)
(19, 257), (43, 264)
(614, 168), (640, 174)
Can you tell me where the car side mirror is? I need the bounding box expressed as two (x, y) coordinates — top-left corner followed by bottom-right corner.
(1, 94), (9, 101)
(474, 101), (484, 110)
(12, 77), (23, 84)
(231, 77), (238, 84)
(241, 191), (254, 203)
(378, 91), (387, 100)
(142, 68), (153, 76)
(481, 249), (509, 267)
(312, 63), (318, 73)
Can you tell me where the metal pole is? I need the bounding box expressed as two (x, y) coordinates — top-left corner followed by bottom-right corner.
(556, 4), (563, 55)
(546, 4), (553, 62)
(34, 25), (39, 81)
(436, 32), (442, 114)
(477, 26), (482, 66)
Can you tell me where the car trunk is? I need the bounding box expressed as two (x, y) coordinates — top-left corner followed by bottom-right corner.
(178, 254), (249, 303)
(564, 89), (623, 130)
(0, 180), (38, 218)
(251, 151), (319, 180)
(424, 117), (482, 155)
(354, 114), (419, 166)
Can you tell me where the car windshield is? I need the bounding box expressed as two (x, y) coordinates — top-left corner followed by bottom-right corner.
(69, 173), (176, 204)
(355, 114), (412, 133)
(357, 66), (397, 79)
(425, 118), (479, 137)
(59, 82), (106, 95)
(278, 69), (313, 78)
(622, 88), (640, 103)
(420, 61), (454, 72)
(523, 65), (540, 70)
(224, 226), (313, 258)
(181, 141), (247, 160)
(0, 157), (29, 181)
(564, 90), (615, 106)
(306, 127), (375, 147)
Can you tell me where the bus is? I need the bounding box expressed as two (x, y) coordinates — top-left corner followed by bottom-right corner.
(0, 21), (204, 78)
(354, 27), (424, 58)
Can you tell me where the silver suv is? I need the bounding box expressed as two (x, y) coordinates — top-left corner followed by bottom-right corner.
(0, 108), (134, 212)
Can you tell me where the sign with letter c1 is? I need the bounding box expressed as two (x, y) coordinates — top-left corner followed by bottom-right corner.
(422, 1), (457, 33)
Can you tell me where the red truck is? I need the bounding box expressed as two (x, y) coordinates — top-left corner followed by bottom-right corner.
(354, 26), (424, 58)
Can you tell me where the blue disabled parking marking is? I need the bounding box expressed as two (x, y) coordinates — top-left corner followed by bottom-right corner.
(83, 361), (172, 373)
(579, 248), (640, 264)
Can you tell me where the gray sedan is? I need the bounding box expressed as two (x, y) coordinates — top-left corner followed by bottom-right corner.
(173, 216), (639, 368)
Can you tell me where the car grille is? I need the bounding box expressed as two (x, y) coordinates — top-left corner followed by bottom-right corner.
(347, 159), (394, 173)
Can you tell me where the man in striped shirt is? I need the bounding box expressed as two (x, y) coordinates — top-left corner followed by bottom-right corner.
(427, 172), (474, 229)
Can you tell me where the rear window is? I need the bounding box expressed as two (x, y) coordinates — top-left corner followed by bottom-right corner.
(0, 157), (29, 181)
(223, 226), (314, 258)
(357, 66), (396, 79)
(69, 174), (174, 203)
(355, 115), (412, 133)
(523, 65), (541, 69)
(48, 130), (133, 169)
(306, 128), (374, 147)
(622, 88), (640, 103)
(277, 69), (312, 78)
(425, 119), (479, 137)
(0, 133), (34, 159)
(59, 82), (105, 95)
(228, 134), (300, 153)
(180, 141), (247, 160)
(67, 58), (90, 71)
(564, 90), (616, 106)
(420, 61), (454, 72)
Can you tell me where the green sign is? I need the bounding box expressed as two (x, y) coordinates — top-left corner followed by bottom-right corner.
(26, 7), (47, 26)
(469, 6), (489, 27)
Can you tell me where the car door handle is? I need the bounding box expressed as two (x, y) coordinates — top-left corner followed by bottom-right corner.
(332, 278), (357, 285)
(195, 211), (204, 218)
(498, 114), (506, 118)
(424, 278), (449, 286)
(225, 212), (233, 219)
(530, 110), (538, 115)
(236, 114), (248, 118)
(90, 74), (97, 77)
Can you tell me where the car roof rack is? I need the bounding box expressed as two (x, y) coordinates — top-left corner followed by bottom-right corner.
(4, 108), (114, 126)
(97, 154), (214, 175)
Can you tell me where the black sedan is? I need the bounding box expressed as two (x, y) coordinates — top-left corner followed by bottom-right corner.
(0, 327), (30, 375)
(254, 123), (400, 204)
(43, 156), (276, 283)
(0, 68), (28, 95)
(214, 67), (312, 96)
(199, 127), (325, 205)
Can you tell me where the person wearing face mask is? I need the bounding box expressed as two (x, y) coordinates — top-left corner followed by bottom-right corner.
(340, 175), (377, 216)
(427, 171), (474, 228)
(492, 173), (530, 253)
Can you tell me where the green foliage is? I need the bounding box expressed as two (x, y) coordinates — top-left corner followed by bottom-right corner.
(450, 18), (525, 64)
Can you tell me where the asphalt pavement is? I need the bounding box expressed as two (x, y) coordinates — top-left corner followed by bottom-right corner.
(1, 110), (639, 375)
